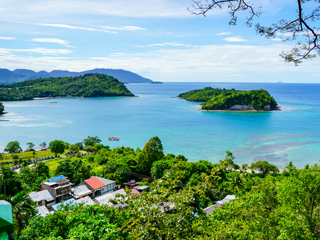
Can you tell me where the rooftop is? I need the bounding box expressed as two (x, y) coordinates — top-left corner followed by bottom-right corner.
(29, 190), (55, 202)
(95, 189), (126, 206)
(72, 185), (92, 199)
(48, 175), (65, 182)
(85, 176), (114, 190)
(36, 206), (50, 217)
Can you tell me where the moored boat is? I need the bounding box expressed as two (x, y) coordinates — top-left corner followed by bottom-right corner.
(108, 136), (120, 141)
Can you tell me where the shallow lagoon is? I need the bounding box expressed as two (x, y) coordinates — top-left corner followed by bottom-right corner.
(1, 82), (320, 168)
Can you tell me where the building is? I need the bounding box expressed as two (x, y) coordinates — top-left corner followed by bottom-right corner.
(95, 189), (126, 206)
(0, 200), (14, 240)
(204, 195), (237, 214)
(51, 196), (95, 211)
(36, 206), (50, 217)
(71, 184), (92, 199)
(134, 186), (149, 192)
(84, 176), (116, 197)
(29, 189), (55, 207)
(41, 175), (74, 203)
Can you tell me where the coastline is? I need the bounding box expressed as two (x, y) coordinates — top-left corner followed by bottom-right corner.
(32, 95), (138, 100)
(200, 109), (275, 113)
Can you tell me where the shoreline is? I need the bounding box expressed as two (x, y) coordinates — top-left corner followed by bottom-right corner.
(200, 109), (276, 113)
(32, 95), (138, 100)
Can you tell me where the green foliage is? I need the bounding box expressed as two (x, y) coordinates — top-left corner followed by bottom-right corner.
(250, 160), (279, 175)
(48, 140), (65, 156)
(0, 166), (22, 195)
(0, 191), (36, 236)
(0, 101), (4, 114)
(26, 142), (34, 151)
(0, 73), (134, 101)
(39, 142), (47, 150)
(137, 136), (164, 173)
(83, 136), (101, 147)
(54, 158), (91, 185)
(178, 87), (278, 110)
(19, 205), (117, 240)
(4, 141), (22, 153)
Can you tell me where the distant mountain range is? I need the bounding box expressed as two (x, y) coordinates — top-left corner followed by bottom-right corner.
(0, 68), (157, 84)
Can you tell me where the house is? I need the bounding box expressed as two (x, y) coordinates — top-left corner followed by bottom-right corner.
(95, 189), (126, 206)
(216, 195), (236, 208)
(134, 186), (149, 192)
(0, 200), (14, 240)
(71, 184), (92, 199)
(41, 175), (74, 203)
(204, 195), (237, 214)
(36, 206), (50, 217)
(84, 176), (116, 197)
(29, 189), (55, 207)
(51, 196), (95, 211)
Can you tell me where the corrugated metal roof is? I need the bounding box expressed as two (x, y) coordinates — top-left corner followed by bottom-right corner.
(48, 175), (65, 182)
(131, 189), (140, 195)
(36, 206), (50, 217)
(72, 185), (92, 199)
(76, 196), (95, 206)
(85, 177), (105, 190)
(96, 176), (115, 186)
(0, 200), (10, 205)
(51, 198), (77, 211)
(95, 189), (126, 206)
(204, 205), (215, 214)
(29, 190), (55, 202)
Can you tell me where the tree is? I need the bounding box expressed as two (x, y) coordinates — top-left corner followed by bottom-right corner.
(0, 166), (22, 195)
(0, 191), (36, 236)
(189, 0), (320, 65)
(250, 161), (279, 175)
(4, 141), (22, 153)
(26, 142), (35, 151)
(137, 136), (164, 174)
(49, 140), (65, 156)
(83, 136), (101, 147)
(39, 142), (47, 150)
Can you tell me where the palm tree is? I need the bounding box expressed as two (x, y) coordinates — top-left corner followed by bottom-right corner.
(0, 191), (36, 236)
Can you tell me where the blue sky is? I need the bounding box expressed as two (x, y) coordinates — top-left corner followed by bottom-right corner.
(0, 0), (319, 82)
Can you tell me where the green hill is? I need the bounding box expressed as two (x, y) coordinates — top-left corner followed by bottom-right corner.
(178, 87), (278, 111)
(0, 73), (134, 101)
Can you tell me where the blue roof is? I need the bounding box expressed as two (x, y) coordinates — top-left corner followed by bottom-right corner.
(48, 175), (65, 182)
(51, 198), (77, 211)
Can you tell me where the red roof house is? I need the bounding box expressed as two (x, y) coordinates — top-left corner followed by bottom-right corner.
(84, 176), (116, 197)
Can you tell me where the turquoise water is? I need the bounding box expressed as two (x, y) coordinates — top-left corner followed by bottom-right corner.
(1, 82), (320, 168)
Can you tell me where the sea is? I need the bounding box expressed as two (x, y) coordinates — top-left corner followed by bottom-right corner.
(1, 82), (320, 169)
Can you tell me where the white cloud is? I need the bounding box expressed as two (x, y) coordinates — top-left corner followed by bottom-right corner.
(37, 23), (98, 31)
(141, 42), (196, 48)
(223, 36), (248, 42)
(0, 43), (319, 82)
(31, 38), (69, 45)
(0, 47), (72, 55)
(101, 26), (146, 31)
(216, 32), (231, 36)
(0, 37), (15, 40)
(272, 38), (284, 42)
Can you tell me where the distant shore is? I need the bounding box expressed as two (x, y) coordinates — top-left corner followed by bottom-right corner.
(33, 95), (138, 100)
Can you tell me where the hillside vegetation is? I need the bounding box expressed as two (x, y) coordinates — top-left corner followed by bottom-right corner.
(178, 87), (278, 110)
(0, 73), (134, 101)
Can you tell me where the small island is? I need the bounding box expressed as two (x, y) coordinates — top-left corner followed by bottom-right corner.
(178, 87), (279, 111)
(0, 101), (4, 114)
(0, 73), (134, 101)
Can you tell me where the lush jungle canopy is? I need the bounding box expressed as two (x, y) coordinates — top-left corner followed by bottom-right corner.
(1, 137), (320, 239)
(178, 87), (278, 110)
(0, 73), (134, 101)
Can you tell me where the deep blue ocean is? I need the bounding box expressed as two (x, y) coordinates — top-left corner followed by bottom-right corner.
(1, 82), (320, 168)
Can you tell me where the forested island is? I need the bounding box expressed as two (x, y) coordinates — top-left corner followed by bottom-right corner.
(0, 101), (4, 114)
(0, 73), (134, 101)
(178, 87), (278, 111)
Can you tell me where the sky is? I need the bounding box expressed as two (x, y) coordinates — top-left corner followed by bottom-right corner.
(0, 0), (319, 82)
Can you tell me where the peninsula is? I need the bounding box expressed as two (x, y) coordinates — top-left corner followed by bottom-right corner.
(178, 87), (279, 111)
(0, 73), (134, 101)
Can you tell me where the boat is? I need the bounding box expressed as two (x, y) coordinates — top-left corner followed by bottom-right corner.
(105, 109), (109, 111)
(108, 136), (120, 141)
(50, 101), (58, 103)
